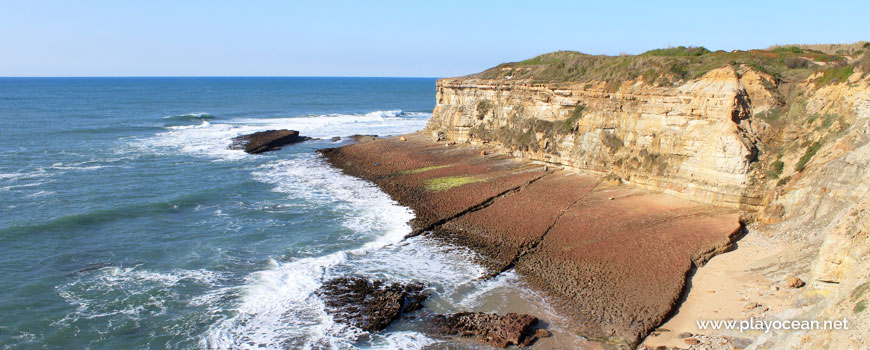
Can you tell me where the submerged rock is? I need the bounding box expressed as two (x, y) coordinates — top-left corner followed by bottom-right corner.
(432, 312), (540, 348)
(316, 277), (428, 332)
(229, 129), (311, 154)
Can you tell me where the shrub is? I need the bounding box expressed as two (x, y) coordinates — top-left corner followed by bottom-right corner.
(807, 113), (842, 129)
(815, 65), (854, 86)
(864, 42), (870, 48)
(768, 160), (785, 179)
(772, 46), (804, 54)
(795, 141), (823, 171)
(602, 133), (624, 151)
(758, 108), (783, 121)
(476, 99), (494, 117)
(856, 54), (870, 75)
(785, 57), (810, 69)
(558, 105), (585, 133)
(642, 46), (711, 57)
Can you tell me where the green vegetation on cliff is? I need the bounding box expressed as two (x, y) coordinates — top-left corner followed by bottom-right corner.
(472, 43), (867, 85)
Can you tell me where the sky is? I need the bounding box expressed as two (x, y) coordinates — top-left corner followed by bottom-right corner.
(1, 0), (867, 77)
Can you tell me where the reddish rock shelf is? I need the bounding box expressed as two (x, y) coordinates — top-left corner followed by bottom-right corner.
(319, 132), (742, 348)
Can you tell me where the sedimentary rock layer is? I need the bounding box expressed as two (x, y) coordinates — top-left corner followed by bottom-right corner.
(425, 67), (775, 209)
(319, 133), (742, 347)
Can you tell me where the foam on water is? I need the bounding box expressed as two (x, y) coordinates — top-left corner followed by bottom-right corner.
(29, 108), (577, 349)
(204, 156), (419, 349)
(371, 332), (436, 350)
(199, 130), (574, 349)
(162, 112), (216, 120)
(56, 265), (225, 325)
(133, 110), (430, 161)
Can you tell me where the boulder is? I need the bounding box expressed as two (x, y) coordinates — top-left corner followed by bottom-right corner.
(316, 277), (428, 332)
(229, 129), (310, 154)
(432, 312), (539, 348)
(786, 276), (805, 288)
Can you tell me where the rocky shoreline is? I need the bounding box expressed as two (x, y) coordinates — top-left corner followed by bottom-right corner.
(319, 132), (743, 348)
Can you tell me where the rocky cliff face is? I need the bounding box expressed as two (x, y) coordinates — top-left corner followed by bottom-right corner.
(758, 78), (870, 350)
(425, 64), (870, 348)
(426, 65), (775, 210)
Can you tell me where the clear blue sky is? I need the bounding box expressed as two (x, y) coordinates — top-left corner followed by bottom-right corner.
(1, 0), (867, 77)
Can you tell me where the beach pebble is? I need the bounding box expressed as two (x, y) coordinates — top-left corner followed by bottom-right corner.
(535, 328), (551, 338)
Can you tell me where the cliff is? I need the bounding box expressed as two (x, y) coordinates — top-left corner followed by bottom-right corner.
(427, 66), (769, 209)
(424, 44), (870, 349)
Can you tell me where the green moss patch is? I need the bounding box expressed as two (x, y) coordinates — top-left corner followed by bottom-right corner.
(423, 176), (483, 192)
(855, 300), (867, 314)
(393, 165), (451, 176)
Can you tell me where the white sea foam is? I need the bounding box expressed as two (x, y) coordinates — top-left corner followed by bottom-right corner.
(163, 112), (214, 119)
(204, 156), (420, 349)
(56, 266), (225, 325)
(0, 182), (46, 192)
(25, 190), (56, 198)
(371, 332), (437, 349)
(151, 111), (567, 349)
(131, 110), (430, 161)
(0, 169), (52, 182)
(203, 152), (579, 349)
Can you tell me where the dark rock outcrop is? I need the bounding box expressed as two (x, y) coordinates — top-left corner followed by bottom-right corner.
(316, 277), (428, 332)
(229, 129), (310, 154)
(432, 312), (540, 348)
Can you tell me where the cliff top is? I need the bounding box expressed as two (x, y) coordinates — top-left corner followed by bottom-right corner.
(469, 42), (869, 86)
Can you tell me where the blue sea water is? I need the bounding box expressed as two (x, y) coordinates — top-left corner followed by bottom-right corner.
(0, 78), (577, 350)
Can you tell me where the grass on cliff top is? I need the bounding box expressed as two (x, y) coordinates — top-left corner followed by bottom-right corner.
(471, 44), (866, 85)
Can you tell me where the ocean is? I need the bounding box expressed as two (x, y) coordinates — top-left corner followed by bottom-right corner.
(0, 77), (580, 349)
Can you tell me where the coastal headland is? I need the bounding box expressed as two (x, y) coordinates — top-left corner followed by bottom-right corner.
(318, 43), (870, 349)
